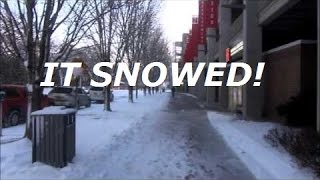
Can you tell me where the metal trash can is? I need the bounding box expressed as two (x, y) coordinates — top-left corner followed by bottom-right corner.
(31, 107), (77, 168)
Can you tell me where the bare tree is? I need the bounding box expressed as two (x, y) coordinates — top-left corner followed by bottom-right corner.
(86, 0), (130, 111)
(89, 0), (157, 103)
(140, 26), (171, 96)
(0, 0), (97, 138)
(122, 0), (160, 102)
(133, 0), (157, 99)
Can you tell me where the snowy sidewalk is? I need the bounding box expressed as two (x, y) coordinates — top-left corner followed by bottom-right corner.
(0, 90), (169, 179)
(207, 111), (316, 180)
(1, 92), (255, 180)
(3, 91), (314, 179)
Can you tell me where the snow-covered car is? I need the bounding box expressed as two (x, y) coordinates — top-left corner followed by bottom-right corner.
(48, 87), (91, 108)
(89, 87), (114, 103)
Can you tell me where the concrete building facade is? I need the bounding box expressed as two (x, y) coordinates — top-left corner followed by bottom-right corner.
(317, 0), (320, 132)
(181, 0), (319, 129)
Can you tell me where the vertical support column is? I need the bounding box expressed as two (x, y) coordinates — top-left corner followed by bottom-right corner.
(206, 28), (218, 105)
(190, 57), (199, 96)
(218, 0), (232, 109)
(197, 44), (206, 101)
(243, 0), (264, 119)
(317, 0), (320, 132)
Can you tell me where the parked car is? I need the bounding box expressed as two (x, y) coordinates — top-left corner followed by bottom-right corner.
(0, 84), (50, 127)
(48, 87), (91, 108)
(89, 87), (114, 103)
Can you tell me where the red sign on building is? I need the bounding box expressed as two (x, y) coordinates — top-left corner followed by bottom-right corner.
(183, 17), (200, 63)
(183, 32), (192, 62)
(183, 0), (219, 63)
(199, 0), (218, 45)
(225, 48), (231, 62)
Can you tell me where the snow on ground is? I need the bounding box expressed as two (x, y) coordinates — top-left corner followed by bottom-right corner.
(1, 124), (25, 144)
(1, 90), (169, 179)
(2, 90), (317, 179)
(72, 103), (191, 179)
(207, 111), (317, 180)
(182, 93), (206, 109)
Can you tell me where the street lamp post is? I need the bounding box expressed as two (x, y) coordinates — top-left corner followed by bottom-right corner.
(0, 91), (6, 137)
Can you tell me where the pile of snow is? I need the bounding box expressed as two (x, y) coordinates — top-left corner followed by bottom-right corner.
(31, 106), (77, 115)
(207, 111), (316, 180)
(1, 90), (169, 179)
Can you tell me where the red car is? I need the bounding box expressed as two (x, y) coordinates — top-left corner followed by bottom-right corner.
(0, 85), (50, 127)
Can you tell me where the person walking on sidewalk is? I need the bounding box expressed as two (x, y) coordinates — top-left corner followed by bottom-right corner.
(171, 86), (176, 97)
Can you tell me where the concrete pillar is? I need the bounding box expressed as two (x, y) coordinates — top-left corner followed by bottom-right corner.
(198, 44), (206, 63)
(206, 28), (218, 105)
(196, 45), (206, 101)
(190, 57), (199, 96)
(218, 0), (232, 109)
(242, 0), (264, 119)
(317, 0), (320, 132)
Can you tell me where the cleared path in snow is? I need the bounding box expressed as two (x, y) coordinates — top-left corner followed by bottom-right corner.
(76, 93), (255, 179)
(1, 92), (255, 179)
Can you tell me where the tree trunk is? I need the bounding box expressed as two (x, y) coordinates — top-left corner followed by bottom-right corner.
(148, 87), (151, 95)
(24, 0), (35, 140)
(25, 86), (43, 139)
(102, 66), (112, 111)
(105, 0), (114, 112)
(32, 86), (43, 112)
(135, 86), (138, 99)
(106, 84), (112, 111)
(143, 86), (146, 96)
(128, 86), (134, 103)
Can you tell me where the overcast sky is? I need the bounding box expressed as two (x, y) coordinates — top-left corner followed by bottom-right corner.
(159, 0), (198, 50)
(51, 0), (198, 51)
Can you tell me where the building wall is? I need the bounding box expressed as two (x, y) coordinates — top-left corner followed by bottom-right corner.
(263, 41), (317, 120)
(217, 0), (232, 109)
(193, 0), (318, 122)
(301, 44), (317, 95)
(317, 0), (320, 132)
(206, 28), (219, 105)
(228, 74), (243, 112)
